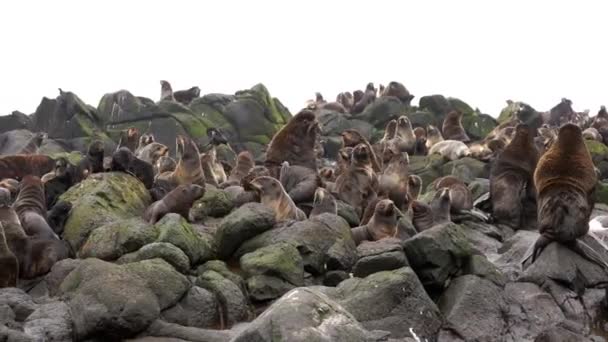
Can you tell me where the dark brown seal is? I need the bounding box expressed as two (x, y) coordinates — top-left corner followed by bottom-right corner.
(0, 222), (18, 287)
(144, 184), (205, 224)
(14, 176), (57, 240)
(249, 176), (306, 221)
(490, 124), (539, 228)
(173, 86), (201, 105)
(223, 151), (254, 187)
(411, 188), (452, 232)
(43, 157), (77, 208)
(78, 140), (105, 176)
(341, 129), (381, 173)
(232, 166), (271, 207)
(111, 147), (155, 189)
(310, 187), (337, 217)
(522, 124), (606, 269)
(118, 127), (140, 152)
(279, 161), (320, 204)
(265, 109), (320, 177)
(413, 127), (428, 156)
(380, 81), (415, 104)
(336, 92), (354, 112)
(335, 143), (379, 217)
(156, 135), (205, 188)
(351, 83), (376, 114)
(408, 175), (423, 201)
(442, 110), (470, 142)
(351, 199), (398, 245)
(0, 155), (56, 181)
(378, 145), (410, 210)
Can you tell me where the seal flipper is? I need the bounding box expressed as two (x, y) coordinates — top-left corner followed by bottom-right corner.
(521, 235), (552, 269)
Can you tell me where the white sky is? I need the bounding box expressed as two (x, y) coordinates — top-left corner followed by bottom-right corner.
(0, 0), (606, 117)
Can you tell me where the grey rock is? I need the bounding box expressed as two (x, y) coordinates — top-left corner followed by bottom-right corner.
(162, 286), (219, 329)
(23, 301), (73, 342)
(142, 319), (233, 342)
(240, 242), (304, 286)
(117, 242), (191, 274)
(196, 270), (250, 327)
(246, 275), (296, 302)
(0, 288), (37, 321)
(352, 238), (408, 278)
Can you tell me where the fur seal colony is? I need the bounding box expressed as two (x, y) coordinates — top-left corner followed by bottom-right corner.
(1, 79), (608, 341)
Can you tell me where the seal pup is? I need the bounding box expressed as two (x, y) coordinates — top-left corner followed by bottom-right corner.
(522, 124), (608, 270)
(17, 132), (46, 154)
(136, 134), (156, 155)
(490, 124), (539, 229)
(157, 135), (205, 188)
(393, 116), (417, 154)
(413, 127), (428, 156)
(0, 222), (18, 288)
(341, 129), (381, 173)
(351, 199), (399, 245)
(43, 157), (77, 208)
(378, 142), (410, 210)
(111, 147), (155, 189)
(13, 176), (58, 240)
(425, 125), (444, 150)
(144, 184), (205, 224)
(77, 140), (105, 176)
(309, 187), (337, 217)
(220, 151), (254, 188)
(335, 143), (379, 217)
(432, 176), (472, 213)
(351, 83), (377, 114)
(279, 161), (320, 204)
(160, 80), (176, 102)
(47, 201), (72, 235)
(200, 146), (227, 187)
(231, 166), (271, 207)
(265, 109), (320, 177)
(336, 92), (354, 112)
(249, 176), (306, 222)
(442, 110), (470, 142)
(428, 140), (471, 161)
(173, 86), (201, 105)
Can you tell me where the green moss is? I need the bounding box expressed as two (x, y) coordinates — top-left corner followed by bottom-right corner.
(585, 140), (608, 160)
(595, 182), (608, 205)
(155, 214), (215, 265)
(49, 151), (84, 165)
(239, 242), (304, 286)
(447, 97), (474, 116)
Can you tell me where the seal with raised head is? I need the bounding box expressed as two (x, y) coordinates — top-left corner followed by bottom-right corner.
(265, 108), (320, 178)
(432, 176), (472, 213)
(351, 199), (399, 245)
(78, 140), (105, 175)
(13, 175), (58, 240)
(351, 83), (377, 114)
(310, 187), (337, 217)
(43, 157), (77, 208)
(279, 161), (320, 204)
(522, 123), (607, 270)
(249, 176), (307, 222)
(412, 188), (452, 232)
(200, 146), (227, 187)
(335, 143), (379, 216)
(0, 178), (19, 202)
(0, 155), (55, 180)
(173, 86), (201, 105)
(144, 183), (205, 224)
(118, 127), (140, 152)
(425, 125), (444, 150)
(17, 132), (46, 154)
(231, 165), (271, 207)
(341, 129), (381, 173)
(393, 115), (417, 154)
(157, 135), (205, 188)
(378, 143), (410, 210)
(136, 142), (169, 166)
(221, 151), (254, 188)
(136, 134), (156, 154)
(336, 92), (354, 112)
(413, 127), (428, 156)
(111, 147), (155, 189)
(490, 124), (539, 229)
(442, 110), (470, 142)
(160, 80), (176, 102)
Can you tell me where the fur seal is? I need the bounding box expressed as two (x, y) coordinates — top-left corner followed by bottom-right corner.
(310, 187), (337, 217)
(14, 176), (58, 240)
(136, 134), (156, 154)
(249, 176), (306, 221)
(221, 151), (254, 188)
(43, 157), (77, 208)
(157, 135), (205, 188)
(144, 184), (205, 224)
(442, 110), (470, 142)
(425, 125), (444, 150)
(428, 140), (471, 161)
(408, 175), (422, 201)
(111, 147), (155, 189)
(264, 109), (320, 177)
(583, 127), (602, 141)
(231, 165), (271, 207)
(0, 222), (18, 288)
(378, 144), (410, 210)
(336, 92), (354, 112)
(79, 140), (105, 175)
(351, 83), (376, 114)
(412, 188), (452, 232)
(522, 124), (607, 270)
(393, 116), (416, 154)
(411, 200), (434, 232)
(432, 176), (472, 213)
(118, 127), (140, 152)
(380, 81), (415, 104)
(136, 142), (169, 166)
(160, 80), (176, 102)
(17, 132), (46, 154)
(490, 124), (539, 228)
(335, 143), (379, 216)
(0, 179), (19, 202)
(351, 199), (399, 245)
(47, 201), (72, 235)
(156, 155), (176, 176)
(279, 161), (320, 204)
(173, 86), (201, 105)
(335, 147), (354, 178)
(0, 155), (55, 180)
(413, 127), (428, 156)
(341, 129), (381, 173)
(200, 147), (227, 187)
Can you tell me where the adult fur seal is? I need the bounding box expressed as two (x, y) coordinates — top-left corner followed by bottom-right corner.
(265, 109), (320, 177)
(310, 187), (337, 217)
(160, 80), (176, 102)
(43, 157), (77, 208)
(0, 178), (19, 201)
(380, 81), (415, 104)
(335, 143), (379, 216)
(336, 92), (354, 112)
(442, 110), (470, 142)
(0, 222), (18, 288)
(490, 124), (539, 229)
(412, 188), (452, 232)
(0, 155), (55, 180)
(378, 143), (410, 210)
(14, 176), (58, 240)
(392, 116), (416, 154)
(522, 124), (607, 270)
(351, 199), (399, 245)
(351, 83), (376, 114)
(78, 140), (105, 175)
(249, 176), (306, 221)
(47, 201), (72, 235)
(432, 176), (472, 213)
(157, 135), (205, 188)
(279, 161), (320, 204)
(341, 129), (381, 173)
(173, 86), (201, 105)
(136, 142), (169, 166)
(413, 127), (428, 156)
(144, 184), (205, 224)
(221, 151), (254, 188)
(111, 147), (155, 189)
(17, 132), (46, 154)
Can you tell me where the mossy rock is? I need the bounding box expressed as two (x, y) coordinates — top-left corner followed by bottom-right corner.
(195, 270), (250, 326)
(48, 151), (85, 166)
(240, 242), (305, 286)
(462, 113), (497, 140)
(497, 101), (521, 123)
(246, 275), (296, 302)
(585, 140), (608, 164)
(191, 187), (234, 220)
(117, 242), (190, 274)
(196, 260), (246, 291)
(354, 96), (408, 129)
(409, 154), (446, 190)
(441, 157), (489, 182)
(595, 182), (608, 206)
(60, 172), (151, 252)
(78, 218), (158, 261)
(408, 110), (437, 129)
(155, 214), (215, 265)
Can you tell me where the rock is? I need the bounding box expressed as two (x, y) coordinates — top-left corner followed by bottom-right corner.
(323, 271), (350, 287)
(438, 275), (507, 342)
(45, 259), (82, 297)
(468, 178), (490, 201)
(403, 223), (473, 291)
(141, 319), (233, 342)
(321, 267), (442, 340)
(0, 304), (15, 326)
(78, 218), (157, 261)
(23, 301), (72, 342)
(534, 321), (595, 342)
(336, 200), (360, 227)
(585, 140), (608, 165)
(326, 238), (358, 271)
(0, 288), (37, 322)
(462, 112), (497, 140)
(493, 230), (538, 281)
(462, 254), (507, 287)
(60, 172), (151, 252)
(59, 258), (189, 340)
(240, 242), (304, 286)
(236, 213), (355, 275)
(595, 181), (608, 206)
(195, 270), (250, 327)
(352, 238), (408, 278)
(318, 111), (373, 139)
(0, 129), (36, 155)
(231, 287), (385, 342)
(246, 275), (296, 302)
(196, 260), (246, 293)
(459, 221), (508, 261)
(409, 154), (445, 190)
(117, 242), (191, 274)
(354, 96), (407, 129)
(503, 282), (565, 341)
(215, 203), (275, 260)
(191, 187), (234, 220)
(441, 157), (489, 182)
(0, 111), (31, 134)
(161, 286), (218, 329)
(155, 214), (215, 265)
(0, 325), (36, 341)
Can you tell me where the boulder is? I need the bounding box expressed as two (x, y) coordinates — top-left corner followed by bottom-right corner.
(462, 254), (507, 287)
(246, 275), (296, 302)
(45, 259), (82, 297)
(403, 223), (474, 291)
(236, 213), (355, 275)
(23, 301), (72, 342)
(231, 287), (386, 342)
(196, 260), (246, 293)
(59, 258), (190, 340)
(441, 157), (489, 182)
(195, 270), (250, 327)
(318, 110), (373, 139)
(326, 237), (358, 271)
(117, 242), (191, 274)
(585, 140), (608, 165)
(78, 218), (157, 261)
(438, 275), (507, 342)
(0, 129), (36, 155)
(352, 238), (408, 278)
(468, 178), (490, 201)
(336, 200), (360, 227)
(354, 96), (408, 129)
(161, 286), (219, 329)
(0, 288), (37, 322)
(320, 267), (443, 340)
(155, 214), (215, 266)
(0, 111), (31, 134)
(141, 319), (233, 342)
(462, 112), (497, 140)
(240, 242), (304, 286)
(215, 203), (275, 260)
(60, 172), (151, 252)
(191, 187), (234, 220)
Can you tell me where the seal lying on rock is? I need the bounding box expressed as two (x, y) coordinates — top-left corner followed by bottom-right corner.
(249, 176), (306, 222)
(144, 184), (205, 224)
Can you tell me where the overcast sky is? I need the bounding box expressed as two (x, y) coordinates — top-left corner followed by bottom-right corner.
(0, 0), (605, 117)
